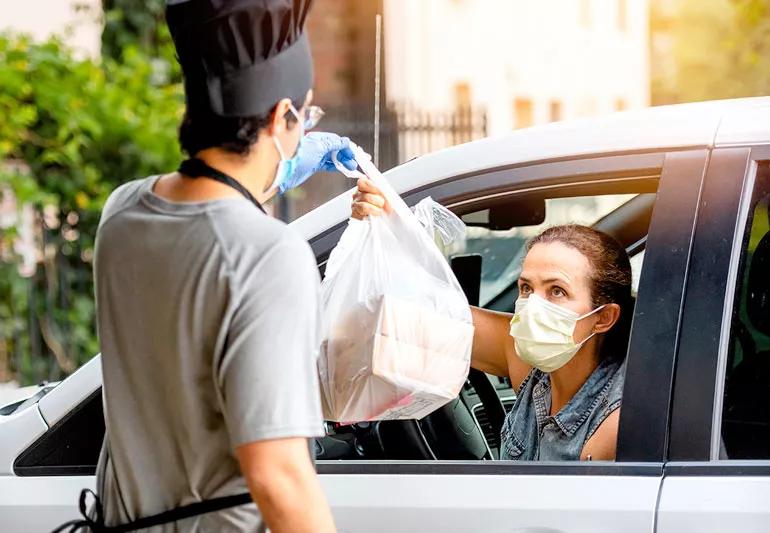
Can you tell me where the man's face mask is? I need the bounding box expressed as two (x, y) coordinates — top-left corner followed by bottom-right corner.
(509, 293), (605, 373)
(269, 104), (304, 192)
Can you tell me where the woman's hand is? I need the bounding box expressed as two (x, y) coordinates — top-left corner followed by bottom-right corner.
(351, 178), (391, 220)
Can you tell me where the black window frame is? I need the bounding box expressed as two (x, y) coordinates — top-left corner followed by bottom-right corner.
(315, 148), (709, 475)
(312, 151), (667, 266)
(667, 144), (770, 476)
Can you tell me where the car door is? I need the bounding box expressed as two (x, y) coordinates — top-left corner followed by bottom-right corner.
(312, 149), (707, 533)
(656, 145), (770, 532)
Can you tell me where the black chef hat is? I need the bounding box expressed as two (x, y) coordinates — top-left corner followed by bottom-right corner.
(166, 0), (314, 118)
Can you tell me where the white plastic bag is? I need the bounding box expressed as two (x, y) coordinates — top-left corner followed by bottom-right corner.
(319, 147), (474, 423)
(413, 196), (467, 246)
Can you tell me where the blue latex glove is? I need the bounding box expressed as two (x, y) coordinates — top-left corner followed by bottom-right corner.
(280, 132), (358, 194)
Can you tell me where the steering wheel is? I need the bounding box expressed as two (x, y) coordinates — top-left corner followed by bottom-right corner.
(426, 253), (509, 458)
(376, 254), (508, 460)
(373, 369), (506, 460)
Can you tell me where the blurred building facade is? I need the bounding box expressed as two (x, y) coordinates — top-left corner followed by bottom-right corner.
(0, 0), (650, 220)
(1, 0), (650, 120)
(297, 0), (650, 218)
(0, 0), (101, 58)
(383, 0), (650, 137)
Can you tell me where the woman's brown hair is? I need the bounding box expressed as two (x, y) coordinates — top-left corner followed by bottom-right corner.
(526, 224), (634, 362)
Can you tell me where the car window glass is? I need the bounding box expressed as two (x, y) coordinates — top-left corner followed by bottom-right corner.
(720, 162), (770, 460)
(443, 194), (638, 306)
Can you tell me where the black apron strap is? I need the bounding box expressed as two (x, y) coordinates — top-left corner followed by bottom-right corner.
(178, 158), (267, 214)
(52, 488), (252, 532)
(51, 489), (104, 532)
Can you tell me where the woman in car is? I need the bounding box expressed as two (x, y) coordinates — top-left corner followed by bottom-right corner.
(352, 178), (633, 461)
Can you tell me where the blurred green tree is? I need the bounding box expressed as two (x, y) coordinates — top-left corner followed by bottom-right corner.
(100, 0), (181, 83)
(0, 33), (183, 384)
(101, 0), (165, 57)
(651, 0), (770, 104)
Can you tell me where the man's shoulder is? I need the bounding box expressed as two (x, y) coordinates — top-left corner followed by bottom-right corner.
(209, 205), (315, 271)
(210, 203), (299, 246)
(99, 177), (153, 228)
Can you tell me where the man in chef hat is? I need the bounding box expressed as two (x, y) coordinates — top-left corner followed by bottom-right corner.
(81, 1), (347, 531)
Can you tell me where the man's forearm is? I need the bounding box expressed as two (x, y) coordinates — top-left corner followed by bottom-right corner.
(237, 437), (335, 533)
(248, 461), (335, 533)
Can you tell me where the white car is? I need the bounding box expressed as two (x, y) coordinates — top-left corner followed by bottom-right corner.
(3, 97), (770, 532)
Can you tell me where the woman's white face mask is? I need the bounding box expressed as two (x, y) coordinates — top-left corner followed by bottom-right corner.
(509, 293), (605, 373)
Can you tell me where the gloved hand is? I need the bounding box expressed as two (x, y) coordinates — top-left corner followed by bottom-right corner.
(280, 132), (358, 194)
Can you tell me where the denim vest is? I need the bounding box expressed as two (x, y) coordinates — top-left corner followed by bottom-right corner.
(500, 358), (625, 461)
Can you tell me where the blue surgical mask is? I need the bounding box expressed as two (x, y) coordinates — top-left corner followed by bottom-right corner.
(270, 105), (304, 193)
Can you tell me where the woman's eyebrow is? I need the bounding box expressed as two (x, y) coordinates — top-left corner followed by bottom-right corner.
(542, 276), (570, 285)
(519, 274), (572, 285)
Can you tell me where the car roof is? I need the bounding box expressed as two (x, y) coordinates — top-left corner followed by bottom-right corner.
(292, 97), (770, 239)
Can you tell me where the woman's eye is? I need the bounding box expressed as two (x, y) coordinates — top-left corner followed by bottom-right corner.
(520, 284), (531, 295)
(551, 287), (566, 297)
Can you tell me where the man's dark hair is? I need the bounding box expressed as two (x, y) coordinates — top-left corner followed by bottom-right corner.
(179, 100), (302, 157)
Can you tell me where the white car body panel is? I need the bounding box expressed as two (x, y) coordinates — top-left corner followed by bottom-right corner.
(38, 357), (101, 428)
(715, 101), (770, 147)
(0, 384), (45, 407)
(656, 475), (770, 533)
(0, 407), (47, 475)
(322, 473), (660, 533)
(0, 476), (94, 533)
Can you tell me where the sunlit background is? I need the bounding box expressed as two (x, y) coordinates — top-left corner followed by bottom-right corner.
(1, 0), (768, 391)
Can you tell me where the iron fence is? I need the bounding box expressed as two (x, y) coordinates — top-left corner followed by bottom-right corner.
(282, 102), (487, 220)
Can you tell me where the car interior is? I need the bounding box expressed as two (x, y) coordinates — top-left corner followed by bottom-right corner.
(317, 188), (655, 461)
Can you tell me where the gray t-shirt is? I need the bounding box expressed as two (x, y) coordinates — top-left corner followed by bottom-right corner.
(93, 176), (324, 531)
